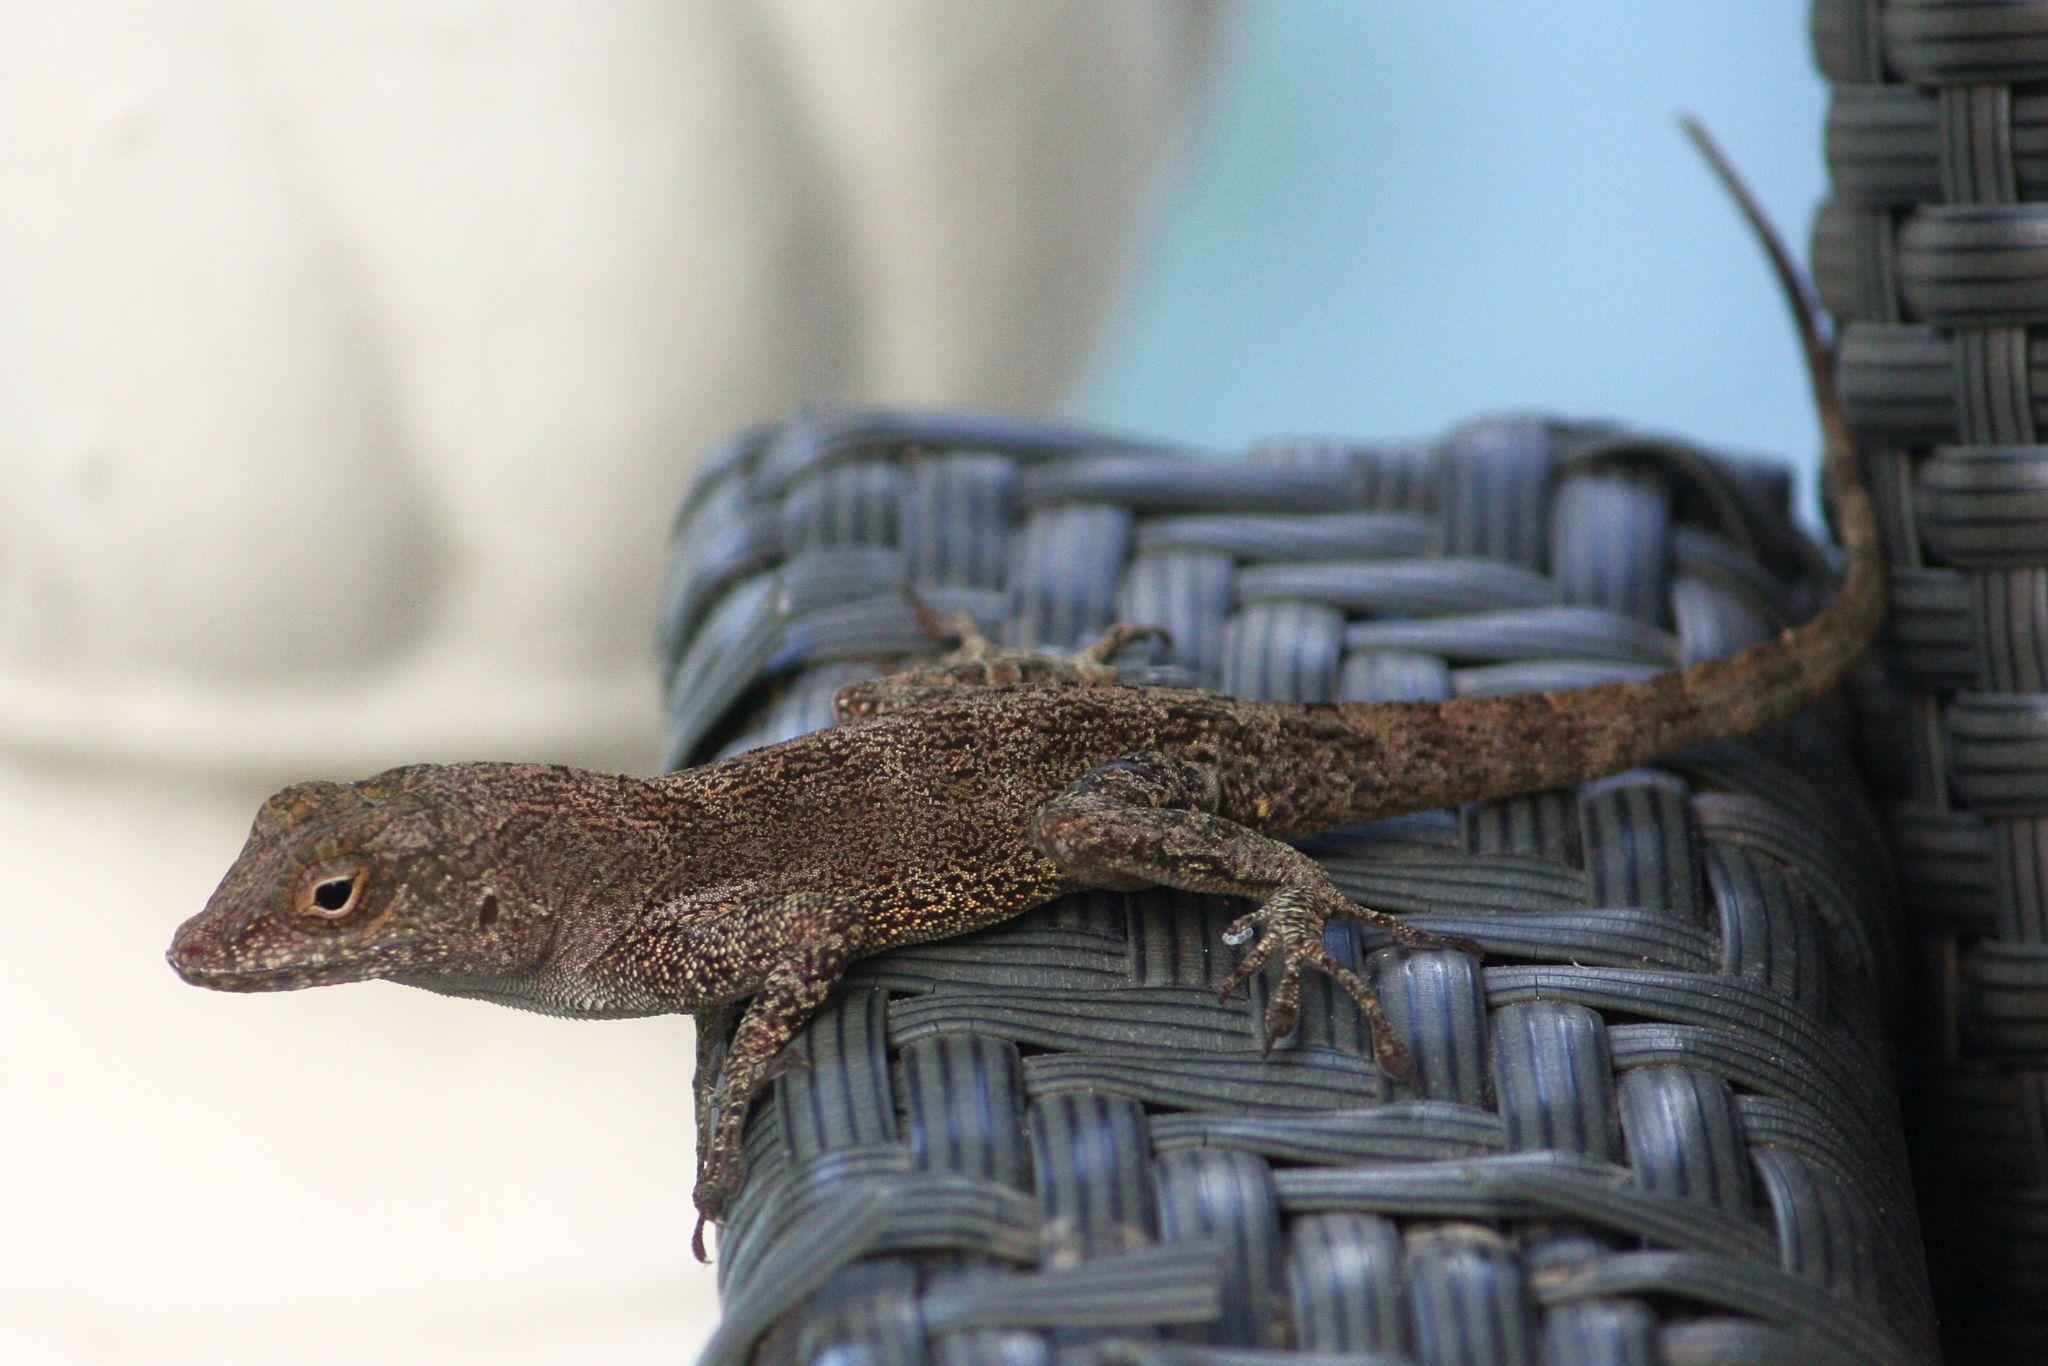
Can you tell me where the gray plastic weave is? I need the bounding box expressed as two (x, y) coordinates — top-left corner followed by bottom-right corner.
(660, 408), (1934, 1363)
(1814, 0), (2048, 1353)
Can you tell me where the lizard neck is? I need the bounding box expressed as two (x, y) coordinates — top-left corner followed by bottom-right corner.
(371, 765), (723, 1017)
(515, 766), (770, 1016)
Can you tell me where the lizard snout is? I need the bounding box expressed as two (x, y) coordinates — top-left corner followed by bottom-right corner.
(167, 896), (302, 991)
(166, 915), (242, 987)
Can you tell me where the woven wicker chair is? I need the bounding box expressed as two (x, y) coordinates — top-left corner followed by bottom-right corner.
(662, 409), (1935, 1363)
(1815, 0), (2048, 1354)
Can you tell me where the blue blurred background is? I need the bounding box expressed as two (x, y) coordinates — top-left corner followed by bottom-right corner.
(1081, 4), (1829, 516)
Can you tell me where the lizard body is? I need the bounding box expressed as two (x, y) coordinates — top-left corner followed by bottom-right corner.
(168, 124), (1883, 1241)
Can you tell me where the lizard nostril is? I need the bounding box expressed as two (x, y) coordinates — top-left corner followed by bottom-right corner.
(168, 931), (212, 975)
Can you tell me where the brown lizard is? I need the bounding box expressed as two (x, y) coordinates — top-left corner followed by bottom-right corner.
(167, 122), (1883, 1252)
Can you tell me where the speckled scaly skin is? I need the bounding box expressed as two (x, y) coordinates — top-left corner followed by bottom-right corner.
(168, 123), (1882, 1247)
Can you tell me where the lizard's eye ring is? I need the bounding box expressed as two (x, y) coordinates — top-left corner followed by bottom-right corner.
(295, 860), (369, 922)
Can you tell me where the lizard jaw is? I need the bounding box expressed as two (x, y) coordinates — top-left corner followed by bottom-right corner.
(166, 925), (428, 992)
(166, 948), (379, 992)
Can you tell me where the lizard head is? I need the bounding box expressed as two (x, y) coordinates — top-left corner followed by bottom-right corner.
(169, 764), (565, 996)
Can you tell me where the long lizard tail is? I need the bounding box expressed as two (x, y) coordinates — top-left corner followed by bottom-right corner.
(1656, 115), (1886, 734)
(1302, 117), (1886, 819)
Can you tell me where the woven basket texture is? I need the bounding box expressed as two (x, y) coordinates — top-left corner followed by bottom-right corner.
(660, 409), (1934, 1364)
(1814, 0), (2048, 1354)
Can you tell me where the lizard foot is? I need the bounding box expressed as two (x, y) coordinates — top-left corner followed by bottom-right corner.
(1215, 892), (1483, 1079)
(1073, 621), (1173, 666)
(907, 585), (1169, 673)
(1216, 886), (1418, 1078)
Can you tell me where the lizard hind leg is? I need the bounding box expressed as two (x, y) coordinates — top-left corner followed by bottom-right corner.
(906, 584), (1169, 678)
(835, 602), (1171, 724)
(1029, 752), (1478, 1080)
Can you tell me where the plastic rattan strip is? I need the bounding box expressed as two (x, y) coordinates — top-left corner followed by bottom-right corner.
(663, 409), (1933, 1363)
(1815, 0), (2048, 1353)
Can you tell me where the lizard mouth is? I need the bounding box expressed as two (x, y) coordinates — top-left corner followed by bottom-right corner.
(167, 951), (373, 992)
(166, 932), (430, 992)
(173, 963), (296, 991)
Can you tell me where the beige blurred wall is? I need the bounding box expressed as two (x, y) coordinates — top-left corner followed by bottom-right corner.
(0, 3), (1222, 1361)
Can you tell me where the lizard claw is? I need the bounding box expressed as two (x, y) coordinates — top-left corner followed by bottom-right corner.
(691, 1212), (717, 1264)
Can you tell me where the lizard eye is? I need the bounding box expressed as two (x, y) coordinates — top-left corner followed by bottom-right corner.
(296, 860), (369, 921)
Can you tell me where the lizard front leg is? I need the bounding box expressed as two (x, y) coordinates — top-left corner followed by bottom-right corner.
(691, 893), (861, 1258)
(690, 999), (739, 1155)
(1029, 753), (1480, 1079)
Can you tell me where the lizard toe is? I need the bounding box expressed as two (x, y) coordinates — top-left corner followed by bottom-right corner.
(1317, 956), (1417, 1084)
(1216, 917), (1278, 1002)
(1370, 1018), (1418, 1084)
(1259, 970), (1302, 1057)
(1385, 920), (1484, 957)
(1329, 895), (1485, 960)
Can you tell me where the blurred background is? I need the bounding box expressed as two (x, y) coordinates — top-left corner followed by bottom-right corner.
(0, 4), (1823, 1363)
(1087, 4), (1827, 496)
